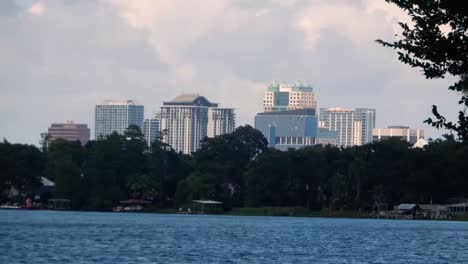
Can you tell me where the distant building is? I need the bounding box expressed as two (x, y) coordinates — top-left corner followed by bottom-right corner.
(372, 126), (424, 144)
(319, 108), (358, 147)
(355, 108), (376, 144)
(47, 121), (90, 145)
(142, 115), (160, 147)
(319, 107), (376, 147)
(208, 108), (236, 138)
(316, 127), (338, 146)
(263, 82), (317, 112)
(254, 109), (318, 151)
(160, 94), (218, 154)
(95, 100), (144, 139)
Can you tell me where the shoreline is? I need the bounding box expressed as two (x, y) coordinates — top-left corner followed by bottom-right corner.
(3, 206), (468, 222)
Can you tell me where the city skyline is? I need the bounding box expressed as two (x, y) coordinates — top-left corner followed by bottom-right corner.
(1, 0), (460, 145)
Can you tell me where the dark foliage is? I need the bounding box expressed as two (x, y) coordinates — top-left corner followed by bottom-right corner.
(377, 0), (468, 141)
(2, 126), (468, 211)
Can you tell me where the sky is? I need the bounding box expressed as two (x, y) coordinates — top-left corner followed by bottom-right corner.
(0, 0), (462, 145)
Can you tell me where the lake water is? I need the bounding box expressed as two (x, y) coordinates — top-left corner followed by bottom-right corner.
(1, 211), (467, 264)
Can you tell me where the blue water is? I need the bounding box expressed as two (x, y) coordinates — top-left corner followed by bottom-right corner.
(1, 211), (467, 264)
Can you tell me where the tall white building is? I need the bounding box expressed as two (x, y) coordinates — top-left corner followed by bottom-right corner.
(160, 94), (218, 154)
(95, 100), (144, 139)
(319, 107), (376, 147)
(263, 82), (317, 112)
(208, 108), (236, 138)
(355, 108), (376, 144)
(320, 108), (358, 147)
(142, 114), (160, 147)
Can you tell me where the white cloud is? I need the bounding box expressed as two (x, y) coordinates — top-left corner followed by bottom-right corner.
(0, 0), (460, 144)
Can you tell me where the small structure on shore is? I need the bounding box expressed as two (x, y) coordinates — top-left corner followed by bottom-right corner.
(418, 204), (448, 219)
(396, 204), (423, 217)
(192, 200), (223, 214)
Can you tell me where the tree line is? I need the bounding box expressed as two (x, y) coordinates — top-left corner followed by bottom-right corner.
(1, 125), (467, 211)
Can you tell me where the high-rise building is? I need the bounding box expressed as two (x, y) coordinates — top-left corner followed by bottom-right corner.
(160, 94), (218, 154)
(255, 109), (318, 151)
(319, 108), (358, 147)
(263, 82), (317, 112)
(372, 126), (424, 144)
(208, 108), (236, 138)
(95, 100), (144, 139)
(47, 121), (90, 145)
(355, 108), (376, 144)
(320, 107), (376, 147)
(142, 114), (160, 147)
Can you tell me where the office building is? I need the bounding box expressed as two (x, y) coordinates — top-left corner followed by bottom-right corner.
(208, 108), (236, 138)
(47, 121), (90, 145)
(142, 115), (160, 146)
(372, 126), (424, 144)
(255, 109), (318, 151)
(160, 94), (218, 154)
(95, 100), (144, 139)
(263, 82), (317, 112)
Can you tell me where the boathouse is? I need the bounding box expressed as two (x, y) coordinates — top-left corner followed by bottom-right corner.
(192, 200), (223, 214)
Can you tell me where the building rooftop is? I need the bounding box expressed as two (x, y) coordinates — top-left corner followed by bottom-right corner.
(321, 107), (354, 112)
(100, 100), (140, 106)
(164, 93), (218, 107)
(192, 200), (223, 205)
(397, 204), (419, 210)
(267, 81), (314, 92)
(257, 109), (316, 116)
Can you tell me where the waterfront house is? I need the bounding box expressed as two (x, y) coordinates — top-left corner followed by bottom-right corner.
(396, 204), (422, 217)
(418, 204), (448, 219)
(448, 203), (468, 215)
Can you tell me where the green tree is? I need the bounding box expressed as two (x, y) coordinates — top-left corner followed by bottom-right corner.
(182, 125), (269, 208)
(377, 1), (468, 141)
(46, 139), (84, 208)
(0, 140), (44, 200)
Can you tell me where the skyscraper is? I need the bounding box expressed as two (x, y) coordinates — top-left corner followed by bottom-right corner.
(47, 121), (90, 145)
(319, 108), (359, 147)
(319, 107), (376, 147)
(142, 114), (160, 147)
(208, 108), (236, 138)
(355, 108), (376, 145)
(95, 100), (144, 139)
(160, 94), (218, 154)
(263, 82), (317, 112)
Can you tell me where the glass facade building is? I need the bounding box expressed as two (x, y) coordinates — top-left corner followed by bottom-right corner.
(95, 100), (144, 139)
(255, 109), (318, 151)
(142, 116), (160, 147)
